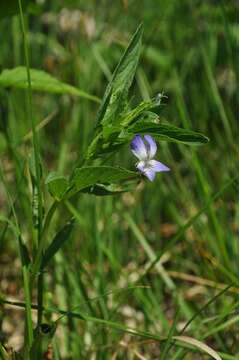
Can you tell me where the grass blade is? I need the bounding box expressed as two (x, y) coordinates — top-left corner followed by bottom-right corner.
(173, 336), (222, 360)
(0, 343), (8, 360)
(159, 309), (180, 360)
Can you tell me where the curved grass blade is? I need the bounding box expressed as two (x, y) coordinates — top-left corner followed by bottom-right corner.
(173, 336), (222, 360)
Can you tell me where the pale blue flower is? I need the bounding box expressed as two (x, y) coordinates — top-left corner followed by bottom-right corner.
(131, 134), (170, 181)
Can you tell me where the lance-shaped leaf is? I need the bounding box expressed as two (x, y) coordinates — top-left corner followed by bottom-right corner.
(97, 24), (143, 127)
(41, 219), (74, 269)
(86, 25), (143, 159)
(126, 121), (209, 145)
(0, 67), (99, 102)
(86, 120), (209, 158)
(67, 166), (138, 198)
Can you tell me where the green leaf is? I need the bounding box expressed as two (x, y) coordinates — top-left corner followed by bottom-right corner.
(82, 181), (138, 196)
(86, 25), (143, 159)
(86, 120), (209, 159)
(0, 0), (29, 19)
(0, 67), (100, 102)
(127, 121), (209, 145)
(45, 172), (69, 201)
(97, 24), (143, 127)
(68, 166), (138, 198)
(41, 219), (74, 269)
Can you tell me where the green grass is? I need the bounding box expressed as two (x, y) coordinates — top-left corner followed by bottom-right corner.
(0, 0), (239, 359)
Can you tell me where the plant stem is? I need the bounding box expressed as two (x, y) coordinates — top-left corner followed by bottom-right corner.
(31, 200), (59, 331)
(18, 0), (44, 352)
(22, 265), (34, 355)
(37, 273), (44, 327)
(31, 201), (59, 282)
(17, 0), (43, 238)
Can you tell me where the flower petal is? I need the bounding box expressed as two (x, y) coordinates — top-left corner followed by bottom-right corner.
(136, 160), (146, 172)
(143, 168), (156, 181)
(136, 161), (156, 181)
(149, 160), (170, 172)
(131, 135), (147, 160)
(144, 135), (157, 158)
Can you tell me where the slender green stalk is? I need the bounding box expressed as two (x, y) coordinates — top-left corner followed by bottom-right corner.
(159, 309), (180, 360)
(31, 201), (59, 281)
(18, 0), (44, 339)
(37, 273), (44, 328)
(17, 0), (43, 237)
(180, 285), (231, 336)
(22, 266), (34, 354)
(33, 200), (59, 328)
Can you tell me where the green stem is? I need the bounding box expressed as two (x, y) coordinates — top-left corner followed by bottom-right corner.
(37, 272), (44, 326)
(30, 200), (58, 355)
(18, 0), (44, 343)
(31, 201), (59, 329)
(31, 201), (59, 282)
(22, 265), (34, 354)
(17, 0), (43, 237)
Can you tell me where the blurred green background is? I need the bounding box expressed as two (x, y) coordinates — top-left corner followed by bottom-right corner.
(0, 0), (239, 358)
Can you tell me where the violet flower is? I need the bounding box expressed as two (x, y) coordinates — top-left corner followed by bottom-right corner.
(131, 134), (170, 181)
